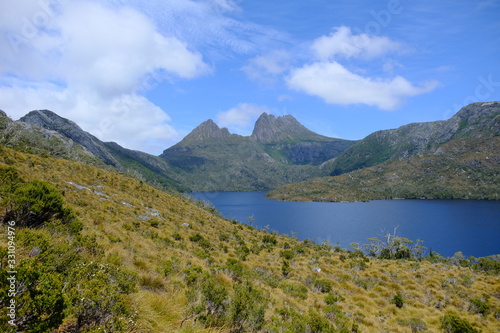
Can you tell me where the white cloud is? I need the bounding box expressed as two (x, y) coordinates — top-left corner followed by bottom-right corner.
(242, 50), (292, 85)
(110, 0), (289, 58)
(0, 0), (209, 154)
(311, 26), (403, 60)
(0, 84), (181, 154)
(287, 61), (438, 110)
(217, 103), (269, 133)
(284, 26), (438, 109)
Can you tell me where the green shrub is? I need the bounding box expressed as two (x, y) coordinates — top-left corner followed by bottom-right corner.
(262, 234), (277, 245)
(313, 279), (332, 293)
(187, 274), (229, 328)
(279, 249), (295, 260)
(229, 281), (268, 332)
(440, 313), (479, 333)
(324, 292), (344, 305)
(469, 297), (490, 315)
(0, 254), (66, 332)
(66, 261), (137, 331)
(392, 292), (405, 308)
(2, 180), (74, 228)
(189, 233), (203, 242)
(281, 260), (291, 277)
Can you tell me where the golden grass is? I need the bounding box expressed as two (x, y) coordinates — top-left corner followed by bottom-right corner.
(1, 147), (499, 333)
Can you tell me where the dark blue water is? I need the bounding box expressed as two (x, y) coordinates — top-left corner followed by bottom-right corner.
(190, 191), (500, 258)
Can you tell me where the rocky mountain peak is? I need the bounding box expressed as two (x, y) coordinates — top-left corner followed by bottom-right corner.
(21, 110), (80, 133)
(20, 110), (119, 167)
(181, 119), (231, 144)
(251, 113), (328, 143)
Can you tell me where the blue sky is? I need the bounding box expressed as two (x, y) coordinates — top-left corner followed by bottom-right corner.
(1, 0), (499, 154)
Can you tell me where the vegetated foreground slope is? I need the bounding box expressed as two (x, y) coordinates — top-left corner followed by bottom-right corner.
(1, 109), (186, 192)
(267, 136), (500, 202)
(1, 145), (499, 332)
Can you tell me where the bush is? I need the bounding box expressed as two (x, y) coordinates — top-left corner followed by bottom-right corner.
(2, 180), (74, 228)
(279, 249), (295, 260)
(324, 292), (344, 305)
(187, 274), (229, 328)
(229, 281), (268, 332)
(262, 234), (277, 245)
(66, 261), (137, 331)
(313, 279), (332, 293)
(469, 297), (490, 315)
(392, 292), (405, 308)
(440, 313), (479, 333)
(0, 254), (66, 332)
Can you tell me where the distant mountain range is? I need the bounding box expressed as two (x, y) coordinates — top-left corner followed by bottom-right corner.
(0, 109), (355, 191)
(268, 102), (500, 201)
(1, 102), (499, 198)
(160, 113), (355, 190)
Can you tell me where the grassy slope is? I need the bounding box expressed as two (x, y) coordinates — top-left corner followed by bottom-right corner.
(268, 137), (500, 202)
(0, 146), (499, 332)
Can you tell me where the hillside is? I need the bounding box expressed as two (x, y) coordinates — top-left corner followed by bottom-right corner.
(2, 109), (355, 192)
(327, 102), (499, 176)
(268, 102), (500, 202)
(161, 113), (355, 191)
(1, 145), (500, 332)
(1, 110), (186, 192)
(268, 137), (500, 202)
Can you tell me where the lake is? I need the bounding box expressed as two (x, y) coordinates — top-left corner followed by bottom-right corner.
(190, 191), (500, 258)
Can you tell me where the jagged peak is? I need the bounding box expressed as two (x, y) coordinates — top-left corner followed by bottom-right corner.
(181, 119), (231, 143)
(20, 109), (120, 167)
(20, 109), (83, 132)
(252, 112), (328, 143)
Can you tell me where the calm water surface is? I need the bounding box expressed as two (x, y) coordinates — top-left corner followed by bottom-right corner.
(190, 191), (500, 258)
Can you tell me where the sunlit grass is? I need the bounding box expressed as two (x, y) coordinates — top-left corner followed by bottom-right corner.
(0, 146), (499, 332)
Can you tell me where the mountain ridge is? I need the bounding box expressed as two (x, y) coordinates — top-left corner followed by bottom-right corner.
(1, 102), (498, 195)
(161, 113), (356, 191)
(268, 102), (500, 202)
(328, 102), (500, 176)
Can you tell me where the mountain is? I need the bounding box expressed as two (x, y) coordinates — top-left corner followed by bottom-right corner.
(1, 109), (186, 191)
(20, 110), (120, 167)
(268, 102), (500, 202)
(2, 109), (355, 192)
(328, 102), (500, 176)
(160, 113), (356, 191)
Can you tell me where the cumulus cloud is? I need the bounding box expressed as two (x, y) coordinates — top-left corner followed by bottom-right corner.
(285, 27), (438, 109)
(217, 103), (269, 133)
(0, 84), (181, 154)
(0, 0), (209, 154)
(287, 62), (438, 110)
(311, 26), (403, 60)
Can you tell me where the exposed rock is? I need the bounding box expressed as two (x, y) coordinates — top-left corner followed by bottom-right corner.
(329, 102), (500, 175)
(20, 110), (120, 167)
(181, 119), (232, 143)
(161, 112), (356, 191)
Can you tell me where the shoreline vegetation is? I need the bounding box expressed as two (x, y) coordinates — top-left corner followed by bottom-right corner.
(267, 137), (500, 203)
(1, 146), (499, 332)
